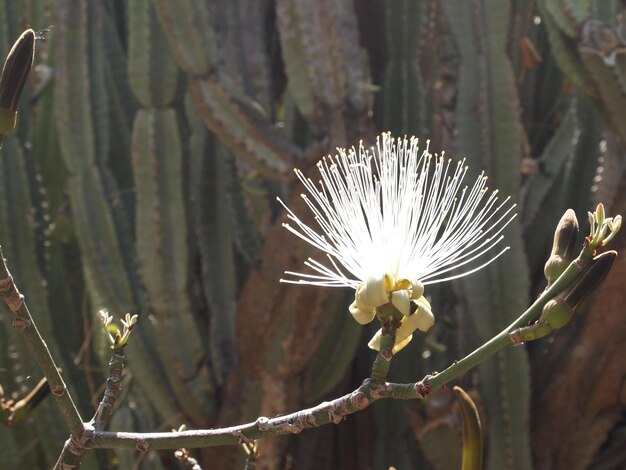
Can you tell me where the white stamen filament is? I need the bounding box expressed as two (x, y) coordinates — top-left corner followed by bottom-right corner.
(278, 133), (516, 290)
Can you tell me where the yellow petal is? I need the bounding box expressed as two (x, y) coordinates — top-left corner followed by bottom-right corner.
(367, 329), (382, 351)
(394, 314), (419, 345)
(368, 326), (415, 354)
(353, 283), (369, 310)
(414, 295), (431, 310)
(394, 278), (412, 290)
(394, 302), (435, 344)
(391, 290), (411, 316)
(349, 300), (376, 325)
(367, 317), (420, 353)
(392, 334), (413, 354)
(357, 274), (390, 308)
(413, 302), (435, 332)
(411, 279), (425, 299)
(367, 301), (435, 353)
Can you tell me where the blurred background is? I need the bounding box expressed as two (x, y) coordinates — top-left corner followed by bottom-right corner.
(0, 0), (625, 468)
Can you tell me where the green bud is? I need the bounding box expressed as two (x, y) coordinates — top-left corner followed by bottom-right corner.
(595, 203), (605, 227)
(544, 209), (579, 285)
(0, 29), (35, 141)
(564, 250), (616, 309)
(544, 256), (568, 286)
(540, 298), (574, 329)
(541, 250), (616, 330)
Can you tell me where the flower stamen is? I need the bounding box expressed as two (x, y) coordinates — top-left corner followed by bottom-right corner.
(278, 133), (516, 353)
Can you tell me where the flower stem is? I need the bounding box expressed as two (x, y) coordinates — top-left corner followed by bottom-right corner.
(370, 316), (399, 383)
(83, 245), (598, 452)
(427, 245), (594, 390)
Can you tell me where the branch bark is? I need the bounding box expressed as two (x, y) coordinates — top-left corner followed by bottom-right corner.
(0, 245), (84, 436)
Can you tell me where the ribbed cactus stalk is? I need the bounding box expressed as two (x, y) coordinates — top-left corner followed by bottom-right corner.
(446, 1), (533, 469)
(379, 0), (424, 134)
(0, 1), (624, 468)
(132, 108), (214, 421)
(54, 0), (198, 432)
(185, 101), (238, 382)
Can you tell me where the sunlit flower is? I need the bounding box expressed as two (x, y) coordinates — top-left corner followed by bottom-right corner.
(278, 133), (516, 353)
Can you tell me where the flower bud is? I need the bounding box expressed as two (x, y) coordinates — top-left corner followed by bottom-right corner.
(0, 29), (35, 143)
(540, 298), (574, 329)
(595, 203), (605, 226)
(564, 250), (616, 310)
(540, 250), (616, 329)
(544, 209), (579, 285)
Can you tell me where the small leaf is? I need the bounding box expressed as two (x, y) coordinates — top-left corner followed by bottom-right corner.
(453, 386), (484, 470)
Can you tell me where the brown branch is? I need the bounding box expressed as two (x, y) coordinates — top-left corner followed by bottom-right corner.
(90, 378), (431, 451)
(0, 246), (84, 436)
(0, 377), (51, 427)
(90, 347), (125, 429)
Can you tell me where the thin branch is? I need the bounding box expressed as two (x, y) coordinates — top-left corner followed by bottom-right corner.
(0, 377), (50, 426)
(91, 347), (125, 429)
(90, 379), (431, 450)
(54, 425), (94, 470)
(87, 243), (600, 453)
(0, 245), (84, 436)
(427, 243), (594, 390)
(56, 323), (130, 468)
(0, 221), (604, 463)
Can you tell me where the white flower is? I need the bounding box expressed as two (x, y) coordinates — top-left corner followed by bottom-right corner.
(278, 133), (516, 353)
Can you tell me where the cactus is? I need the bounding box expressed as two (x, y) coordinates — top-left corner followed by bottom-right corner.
(578, 44), (626, 142)
(379, 0), (424, 134)
(127, 0), (178, 108)
(186, 104), (238, 382)
(521, 103), (577, 229)
(543, 0), (590, 38)
(275, 0), (370, 131)
(189, 76), (295, 179)
(132, 108), (214, 420)
(560, 94), (602, 216)
(153, 0), (298, 177)
(445, 1), (533, 469)
(522, 93), (603, 276)
(0, 1), (624, 468)
(151, 0), (217, 76)
(302, 296), (362, 402)
(540, 1), (626, 143)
